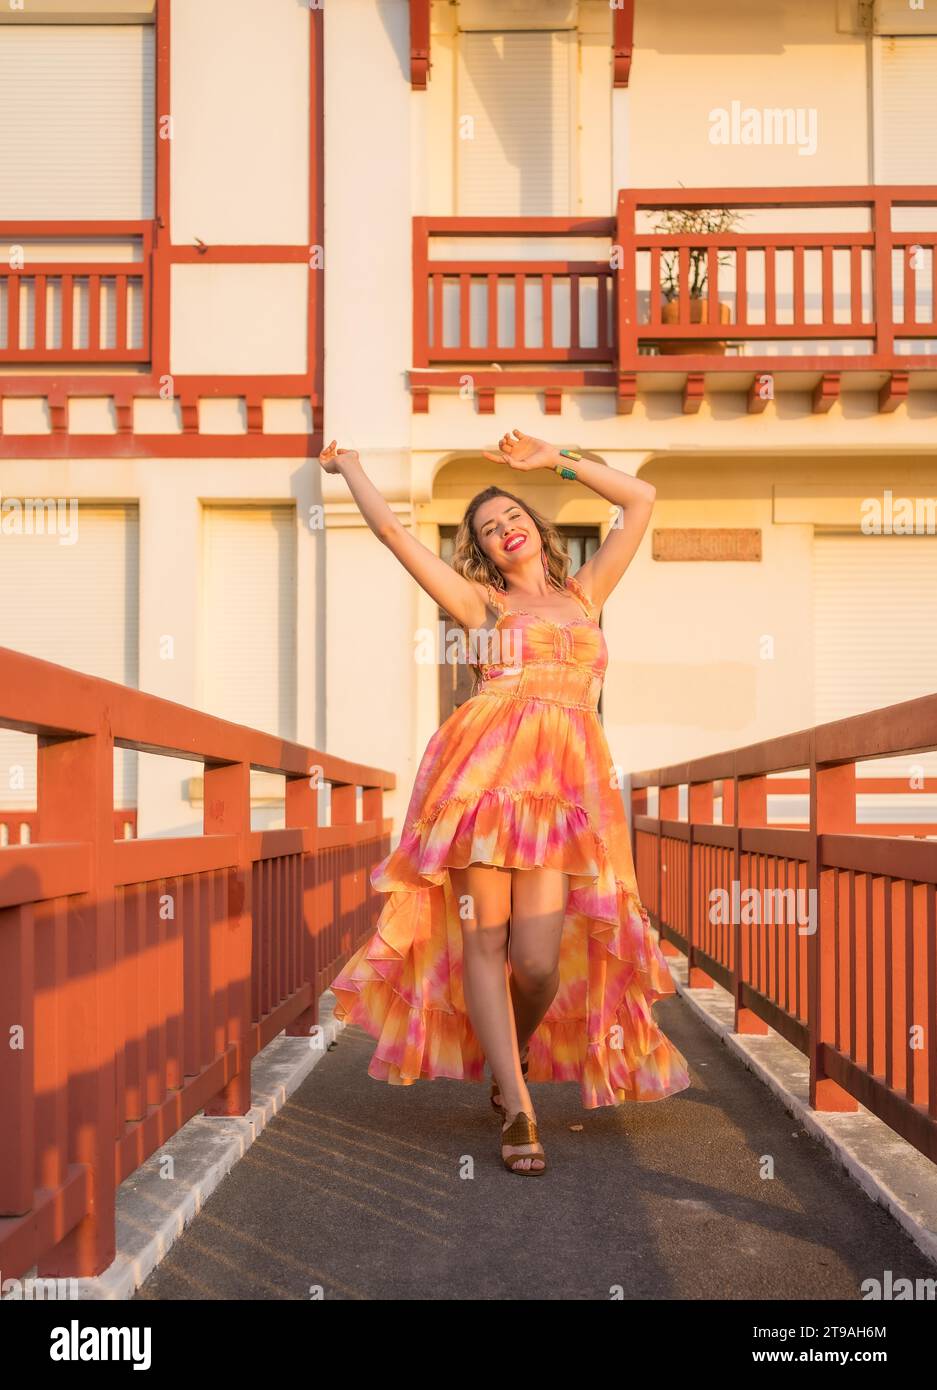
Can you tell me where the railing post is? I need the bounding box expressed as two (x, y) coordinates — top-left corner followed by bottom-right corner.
(285, 772), (320, 1038)
(721, 777), (735, 826)
(361, 784), (386, 937)
(688, 780), (715, 987)
(149, 0), (171, 377)
(630, 783), (648, 864)
(413, 216), (429, 367)
(615, 190), (638, 376)
(809, 741), (859, 1112)
(361, 785), (384, 832)
(35, 714), (117, 1277)
(658, 781), (680, 954)
(0, 901), (33, 1222)
(652, 771), (664, 944)
(734, 769), (770, 1035)
(203, 761), (253, 1117)
(872, 190), (894, 361)
(331, 783), (359, 961)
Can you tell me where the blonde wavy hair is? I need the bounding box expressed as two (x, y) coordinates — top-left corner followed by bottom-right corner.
(451, 486), (570, 595)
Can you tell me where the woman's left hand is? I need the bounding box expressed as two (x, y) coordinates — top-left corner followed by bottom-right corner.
(483, 429), (559, 471)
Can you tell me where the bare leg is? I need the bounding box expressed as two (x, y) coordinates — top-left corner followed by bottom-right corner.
(496, 867), (568, 1171)
(508, 866), (569, 1055)
(448, 863), (540, 1170)
(487, 865), (569, 1107)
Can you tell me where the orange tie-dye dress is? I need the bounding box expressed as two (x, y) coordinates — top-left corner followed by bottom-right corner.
(329, 572), (691, 1109)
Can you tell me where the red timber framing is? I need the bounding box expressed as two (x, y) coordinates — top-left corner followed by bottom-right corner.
(613, 0), (635, 87)
(408, 1), (634, 90)
(0, 0), (324, 459)
(629, 690), (937, 1166)
(410, 188), (937, 414)
(0, 643), (394, 1280)
(410, 0), (430, 89)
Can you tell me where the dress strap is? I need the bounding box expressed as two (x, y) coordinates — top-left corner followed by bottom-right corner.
(485, 580), (507, 615)
(565, 573), (596, 619)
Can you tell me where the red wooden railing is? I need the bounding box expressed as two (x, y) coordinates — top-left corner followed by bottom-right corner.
(413, 216), (616, 366)
(0, 645), (394, 1281)
(412, 189), (937, 378)
(630, 692), (937, 1166)
(617, 186), (937, 370)
(0, 222), (152, 364)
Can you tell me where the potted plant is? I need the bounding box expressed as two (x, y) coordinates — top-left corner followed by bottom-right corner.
(652, 204), (743, 355)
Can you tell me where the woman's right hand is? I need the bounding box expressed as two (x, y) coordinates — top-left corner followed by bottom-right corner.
(319, 439), (358, 475)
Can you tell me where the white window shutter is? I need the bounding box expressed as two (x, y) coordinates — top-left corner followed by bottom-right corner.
(200, 506), (297, 740)
(877, 37), (937, 183)
(0, 504), (139, 812)
(0, 25), (154, 219)
(457, 30), (574, 216)
(813, 532), (937, 795)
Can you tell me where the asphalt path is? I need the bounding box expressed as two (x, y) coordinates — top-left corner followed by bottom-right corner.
(134, 995), (935, 1301)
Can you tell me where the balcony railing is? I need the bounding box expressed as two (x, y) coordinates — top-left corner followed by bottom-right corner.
(413, 216), (615, 366)
(412, 188), (937, 396)
(0, 645), (394, 1280)
(629, 690), (937, 1167)
(0, 222), (152, 365)
(618, 186), (937, 370)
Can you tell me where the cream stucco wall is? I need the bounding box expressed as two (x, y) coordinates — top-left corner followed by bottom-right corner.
(165, 0), (313, 385)
(616, 458), (815, 773)
(620, 453), (937, 771)
(324, 512), (421, 826)
(323, 0), (412, 448)
(170, 0), (310, 245)
(170, 263), (309, 376)
(628, 0), (871, 188)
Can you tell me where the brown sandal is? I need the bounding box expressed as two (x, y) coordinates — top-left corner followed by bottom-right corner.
(501, 1110), (547, 1175)
(490, 1048), (530, 1115)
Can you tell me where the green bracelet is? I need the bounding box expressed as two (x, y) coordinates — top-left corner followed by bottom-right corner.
(556, 448), (581, 480)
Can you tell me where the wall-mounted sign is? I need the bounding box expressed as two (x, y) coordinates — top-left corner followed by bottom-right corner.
(652, 528), (762, 561)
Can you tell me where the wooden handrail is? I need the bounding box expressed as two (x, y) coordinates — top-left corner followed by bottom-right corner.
(0, 644), (395, 1280)
(629, 688), (937, 1167)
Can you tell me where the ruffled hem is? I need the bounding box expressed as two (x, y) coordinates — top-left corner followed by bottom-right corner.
(329, 788), (691, 1110)
(375, 786), (606, 889)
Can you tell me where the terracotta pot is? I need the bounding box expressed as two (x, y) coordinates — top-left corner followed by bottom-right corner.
(657, 296), (732, 355)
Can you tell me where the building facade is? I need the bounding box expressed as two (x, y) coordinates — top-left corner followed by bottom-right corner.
(1, 0), (935, 841)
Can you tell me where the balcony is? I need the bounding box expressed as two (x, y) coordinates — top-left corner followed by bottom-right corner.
(411, 186), (937, 414)
(0, 222), (152, 368)
(0, 217), (323, 454)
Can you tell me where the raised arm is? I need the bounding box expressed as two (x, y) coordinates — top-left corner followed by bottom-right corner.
(319, 441), (489, 629)
(484, 429), (656, 611)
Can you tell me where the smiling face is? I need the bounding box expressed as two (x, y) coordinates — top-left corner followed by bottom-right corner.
(473, 495), (542, 575)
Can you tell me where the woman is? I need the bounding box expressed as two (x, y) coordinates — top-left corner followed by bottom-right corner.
(319, 429), (691, 1176)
